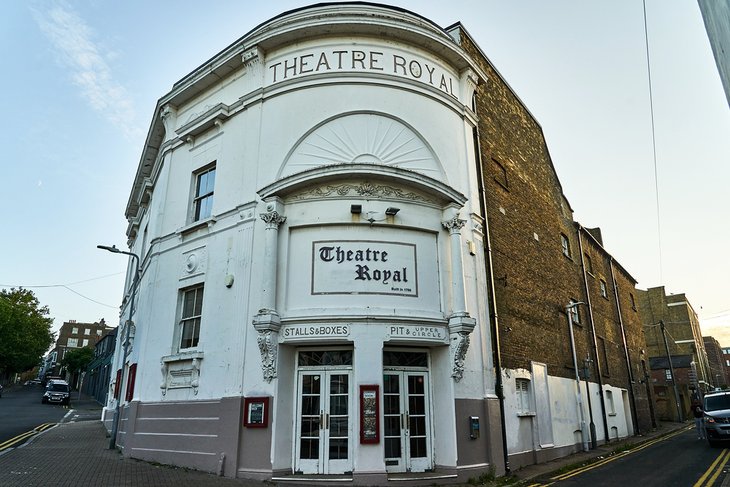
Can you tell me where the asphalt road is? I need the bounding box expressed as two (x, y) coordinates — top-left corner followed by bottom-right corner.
(552, 428), (729, 487)
(0, 384), (70, 445)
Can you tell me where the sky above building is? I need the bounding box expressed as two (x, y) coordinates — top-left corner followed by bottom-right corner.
(2, 0), (728, 345)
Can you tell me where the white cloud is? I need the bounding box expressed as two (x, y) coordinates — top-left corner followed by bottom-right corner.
(32, 1), (142, 139)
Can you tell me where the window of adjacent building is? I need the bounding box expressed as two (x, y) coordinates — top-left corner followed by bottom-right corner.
(67, 338), (78, 347)
(600, 279), (608, 298)
(84, 328), (90, 335)
(192, 164), (216, 222)
(561, 233), (571, 258)
(568, 299), (581, 325)
(584, 253), (593, 274)
(492, 158), (509, 190)
(665, 369), (672, 381)
(630, 293), (637, 311)
(516, 378), (531, 413)
(180, 285), (204, 349)
(97, 330), (102, 336)
(606, 390), (616, 415)
(82, 339), (89, 347)
(726, 360), (730, 367)
(71, 327), (78, 334)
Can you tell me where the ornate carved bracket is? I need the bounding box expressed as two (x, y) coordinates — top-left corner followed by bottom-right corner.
(451, 332), (471, 382)
(257, 330), (278, 383)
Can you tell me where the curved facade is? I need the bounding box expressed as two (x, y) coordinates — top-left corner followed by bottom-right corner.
(105, 4), (503, 484)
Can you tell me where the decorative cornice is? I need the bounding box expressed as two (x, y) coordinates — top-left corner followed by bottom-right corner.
(289, 181), (436, 204)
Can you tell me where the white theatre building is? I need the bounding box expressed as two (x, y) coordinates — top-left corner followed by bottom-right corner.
(104, 3), (506, 484)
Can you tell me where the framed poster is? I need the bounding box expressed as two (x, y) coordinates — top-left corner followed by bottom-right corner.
(359, 385), (380, 444)
(244, 396), (270, 428)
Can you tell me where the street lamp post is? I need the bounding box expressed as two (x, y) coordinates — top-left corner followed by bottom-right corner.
(567, 301), (590, 452)
(98, 245), (140, 450)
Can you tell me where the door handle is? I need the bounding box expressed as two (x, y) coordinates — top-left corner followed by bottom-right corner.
(320, 411), (324, 430)
(400, 413), (404, 430)
(405, 412), (410, 432)
(325, 413), (330, 429)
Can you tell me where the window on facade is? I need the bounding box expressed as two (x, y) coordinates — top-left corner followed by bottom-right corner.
(516, 378), (531, 413)
(82, 339), (89, 347)
(584, 253), (593, 274)
(97, 329), (102, 336)
(665, 369), (672, 381)
(561, 233), (571, 258)
(726, 360), (730, 367)
(84, 328), (90, 335)
(71, 327), (79, 334)
(180, 285), (204, 349)
(630, 293), (637, 311)
(568, 299), (581, 324)
(67, 338), (78, 347)
(192, 164), (216, 222)
(600, 279), (608, 298)
(125, 363), (137, 402)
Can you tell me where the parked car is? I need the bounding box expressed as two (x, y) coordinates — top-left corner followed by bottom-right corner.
(42, 381), (70, 405)
(704, 391), (730, 447)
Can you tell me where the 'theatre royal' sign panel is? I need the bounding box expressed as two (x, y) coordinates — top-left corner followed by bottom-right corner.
(311, 240), (418, 297)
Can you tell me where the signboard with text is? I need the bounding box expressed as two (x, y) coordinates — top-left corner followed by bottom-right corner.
(312, 240), (418, 297)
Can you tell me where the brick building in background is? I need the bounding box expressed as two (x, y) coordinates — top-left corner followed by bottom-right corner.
(638, 286), (711, 421)
(41, 319), (115, 385)
(462, 33), (655, 468)
(704, 336), (729, 390)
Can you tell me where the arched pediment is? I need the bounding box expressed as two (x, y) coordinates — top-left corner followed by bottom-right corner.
(260, 163), (466, 208)
(278, 113), (447, 183)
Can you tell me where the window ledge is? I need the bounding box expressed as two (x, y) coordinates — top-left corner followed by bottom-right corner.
(162, 350), (204, 364)
(517, 412), (536, 417)
(176, 217), (217, 237)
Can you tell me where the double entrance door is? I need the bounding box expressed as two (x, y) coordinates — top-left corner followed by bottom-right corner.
(293, 350), (432, 475)
(295, 368), (352, 475)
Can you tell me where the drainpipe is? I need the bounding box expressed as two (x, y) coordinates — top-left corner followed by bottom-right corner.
(608, 258), (640, 435)
(576, 224), (610, 444)
(473, 127), (509, 474)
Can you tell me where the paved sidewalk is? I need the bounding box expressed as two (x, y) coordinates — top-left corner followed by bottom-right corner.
(0, 410), (706, 487)
(0, 421), (263, 487)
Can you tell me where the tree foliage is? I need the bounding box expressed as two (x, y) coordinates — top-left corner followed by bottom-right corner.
(61, 346), (95, 374)
(0, 288), (54, 375)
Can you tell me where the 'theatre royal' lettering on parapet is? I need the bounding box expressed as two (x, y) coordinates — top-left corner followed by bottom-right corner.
(267, 48), (458, 99)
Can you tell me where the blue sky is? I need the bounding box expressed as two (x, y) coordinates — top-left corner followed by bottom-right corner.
(2, 0), (728, 344)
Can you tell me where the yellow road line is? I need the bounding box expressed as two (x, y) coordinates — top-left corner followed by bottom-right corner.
(693, 448), (730, 487)
(551, 426), (692, 481)
(0, 422), (57, 451)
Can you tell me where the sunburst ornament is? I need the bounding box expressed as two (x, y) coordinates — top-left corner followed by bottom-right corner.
(280, 113), (445, 181)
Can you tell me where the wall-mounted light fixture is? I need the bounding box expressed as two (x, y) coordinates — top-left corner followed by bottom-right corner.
(385, 207), (400, 216)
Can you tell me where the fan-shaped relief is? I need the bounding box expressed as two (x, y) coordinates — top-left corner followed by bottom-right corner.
(279, 113), (445, 181)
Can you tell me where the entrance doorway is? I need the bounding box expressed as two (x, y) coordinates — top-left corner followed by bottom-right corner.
(383, 350), (432, 473)
(295, 350), (353, 475)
